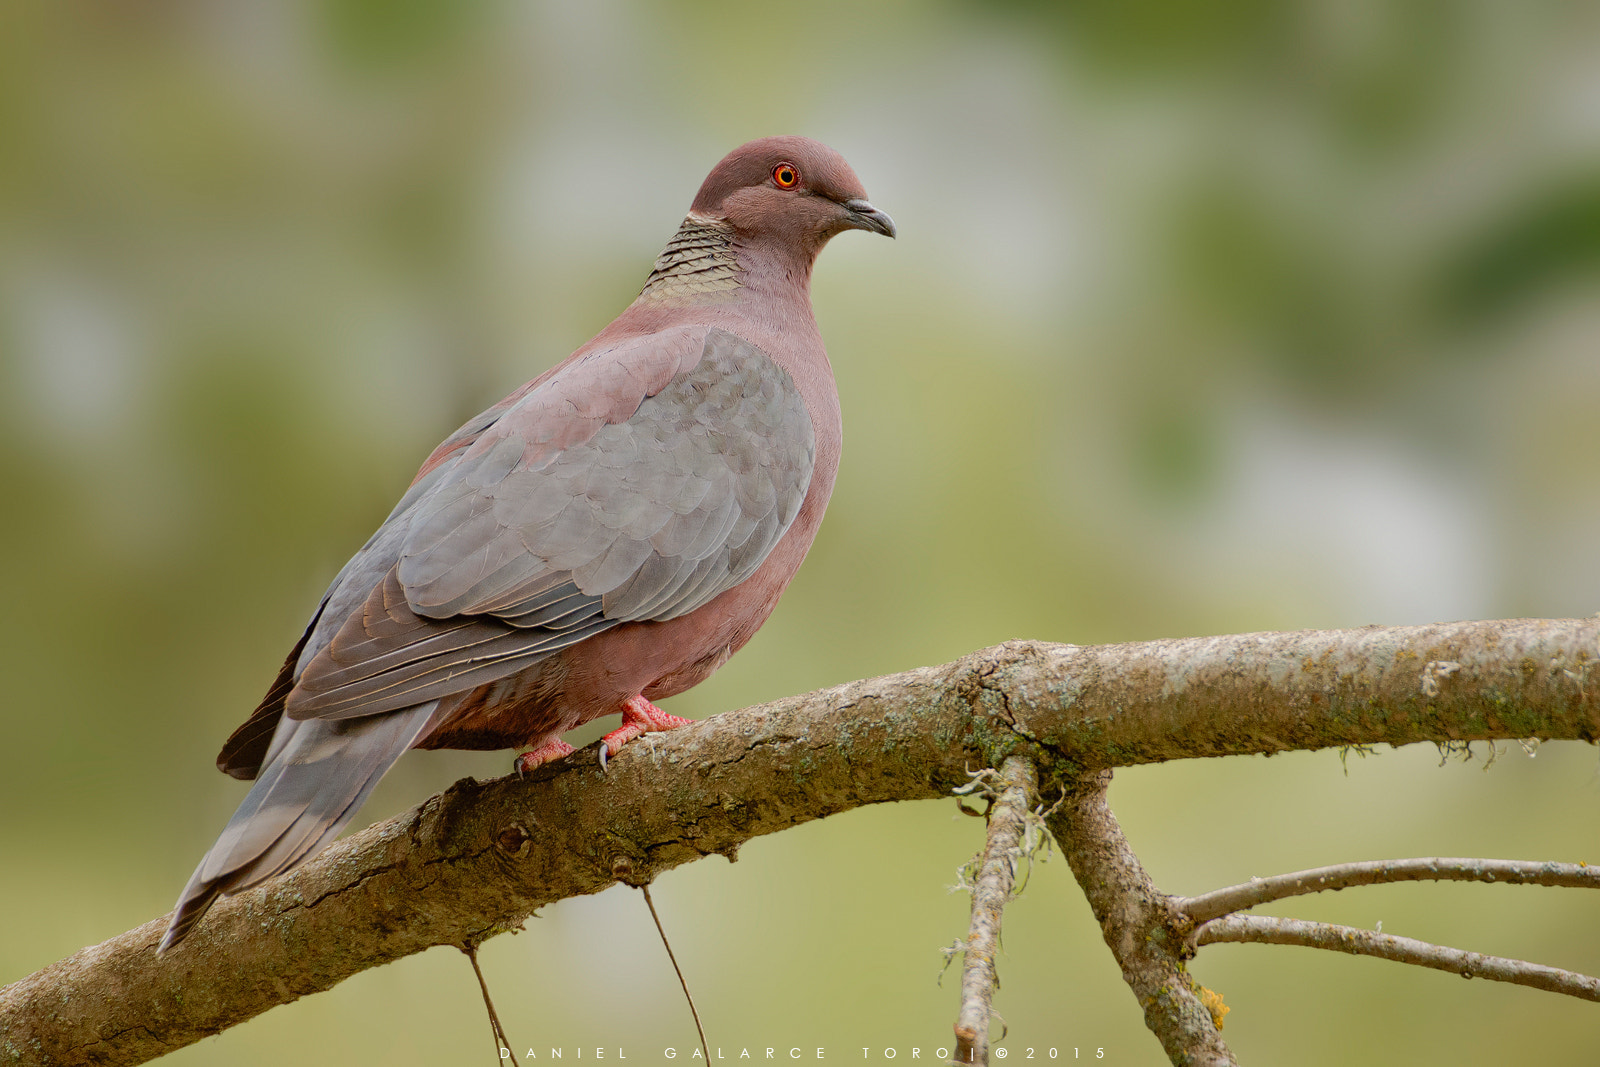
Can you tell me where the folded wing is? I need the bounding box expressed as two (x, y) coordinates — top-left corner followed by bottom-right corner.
(283, 326), (816, 721)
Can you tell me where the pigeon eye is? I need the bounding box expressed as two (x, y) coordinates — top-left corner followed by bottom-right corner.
(772, 163), (800, 189)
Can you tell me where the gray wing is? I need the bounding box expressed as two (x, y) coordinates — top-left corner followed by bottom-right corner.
(161, 701), (437, 951)
(284, 326), (815, 720)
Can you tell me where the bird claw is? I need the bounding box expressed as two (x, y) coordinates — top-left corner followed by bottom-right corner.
(519, 698), (693, 777)
(596, 695), (695, 772)
(513, 739), (575, 777)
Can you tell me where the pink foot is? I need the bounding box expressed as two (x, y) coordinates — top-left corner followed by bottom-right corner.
(514, 738), (575, 777)
(598, 695), (696, 770)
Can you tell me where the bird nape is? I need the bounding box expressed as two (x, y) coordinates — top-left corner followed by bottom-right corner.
(160, 136), (894, 953)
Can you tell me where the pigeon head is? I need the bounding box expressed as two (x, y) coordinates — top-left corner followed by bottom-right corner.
(690, 136), (896, 257)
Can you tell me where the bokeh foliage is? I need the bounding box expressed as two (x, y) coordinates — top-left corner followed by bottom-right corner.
(2, 1), (1599, 1062)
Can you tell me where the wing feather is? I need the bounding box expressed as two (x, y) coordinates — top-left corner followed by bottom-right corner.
(283, 327), (814, 722)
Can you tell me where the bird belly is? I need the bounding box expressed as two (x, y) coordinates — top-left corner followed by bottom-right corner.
(414, 665), (581, 751)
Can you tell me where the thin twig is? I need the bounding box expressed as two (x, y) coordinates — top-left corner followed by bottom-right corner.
(1045, 771), (1237, 1067)
(951, 757), (1036, 1067)
(1197, 915), (1600, 1001)
(1179, 857), (1600, 922)
(640, 884), (710, 1065)
(461, 944), (513, 1064)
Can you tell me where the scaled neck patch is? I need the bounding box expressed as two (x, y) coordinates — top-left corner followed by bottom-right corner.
(637, 214), (743, 303)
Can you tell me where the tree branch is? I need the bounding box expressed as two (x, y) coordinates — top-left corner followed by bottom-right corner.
(1046, 772), (1236, 1067)
(951, 756), (1037, 1066)
(4, 618), (1598, 1066)
(1178, 857), (1600, 922)
(1195, 915), (1600, 1001)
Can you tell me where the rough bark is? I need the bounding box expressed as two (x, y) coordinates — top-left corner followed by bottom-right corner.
(951, 756), (1038, 1065)
(1047, 772), (1237, 1066)
(3, 618), (1597, 1066)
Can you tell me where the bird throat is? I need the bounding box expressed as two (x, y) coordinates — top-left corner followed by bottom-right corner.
(637, 214), (743, 304)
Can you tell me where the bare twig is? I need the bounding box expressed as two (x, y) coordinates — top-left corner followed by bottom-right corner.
(1196, 915), (1600, 1001)
(951, 757), (1037, 1066)
(1046, 771), (1237, 1067)
(640, 885), (710, 1065)
(5, 619), (1599, 1066)
(461, 944), (513, 1064)
(1179, 857), (1600, 922)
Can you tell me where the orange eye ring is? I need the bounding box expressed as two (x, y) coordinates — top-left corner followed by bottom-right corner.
(772, 162), (800, 189)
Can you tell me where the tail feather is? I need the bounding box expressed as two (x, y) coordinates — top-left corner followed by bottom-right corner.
(160, 702), (437, 953)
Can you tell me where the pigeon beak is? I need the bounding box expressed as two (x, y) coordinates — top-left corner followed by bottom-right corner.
(841, 198), (897, 239)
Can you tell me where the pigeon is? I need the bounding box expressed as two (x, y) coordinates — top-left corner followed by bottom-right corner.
(159, 136), (894, 951)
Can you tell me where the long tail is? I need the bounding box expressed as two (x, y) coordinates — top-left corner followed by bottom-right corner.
(159, 702), (437, 952)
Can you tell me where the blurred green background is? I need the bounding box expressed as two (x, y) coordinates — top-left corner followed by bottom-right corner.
(4, 0), (1600, 1062)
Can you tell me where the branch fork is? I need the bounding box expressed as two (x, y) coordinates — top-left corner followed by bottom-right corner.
(6, 618), (1600, 1066)
(1176, 857), (1600, 1003)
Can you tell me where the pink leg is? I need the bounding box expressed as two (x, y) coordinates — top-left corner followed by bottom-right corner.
(598, 695), (696, 769)
(513, 738), (575, 777)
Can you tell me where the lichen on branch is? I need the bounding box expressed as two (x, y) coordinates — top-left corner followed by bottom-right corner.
(3, 618), (1596, 1066)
